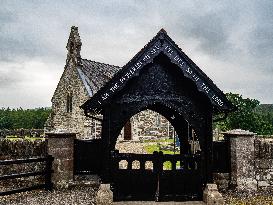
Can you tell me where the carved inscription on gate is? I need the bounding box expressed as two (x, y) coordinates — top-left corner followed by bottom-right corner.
(97, 40), (224, 108)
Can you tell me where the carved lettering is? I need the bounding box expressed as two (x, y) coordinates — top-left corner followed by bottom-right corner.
(135, 61), (142, 70)
(110, 83), (119, 93)
(102, 92), (109, 100)
(129, 69), (134, 75)
(174, 55), (183, 64)
(192, 74), (199, 82)
(201, 83), (210, 94)
(97, 41), (225, 109)
(186, 67), (192, 74)
(164, 45), (173, 55)
(125, 72), (130, 79)
(150, 45), (160, 55)
(212, 95), (224, 106)
(143, 54), (151, 61)
(120, 76), (126, 84)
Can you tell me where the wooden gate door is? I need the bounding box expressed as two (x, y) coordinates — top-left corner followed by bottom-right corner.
(74, 139), (102, 175)
(158, 153), (202, 201)
(111, 150), (202, 201)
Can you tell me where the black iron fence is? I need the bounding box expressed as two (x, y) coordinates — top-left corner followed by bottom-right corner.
(0, 155), (54, 196)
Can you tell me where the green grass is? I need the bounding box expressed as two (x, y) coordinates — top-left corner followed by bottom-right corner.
(144, 143), (180, 170)
(144, 144), (179, 155)
(5, 135), (45, 141)
(143, 138), (174, 143)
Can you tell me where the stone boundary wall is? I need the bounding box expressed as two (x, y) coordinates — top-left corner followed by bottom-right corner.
(213, 133), (273, 192)
(0, 139), (47, 175)
(254, 136), (273, 191)
(0, 129), (44, 138)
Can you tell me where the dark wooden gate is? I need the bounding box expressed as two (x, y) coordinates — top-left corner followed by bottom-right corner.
(212, 141), (230, 173)
(111, 150), (202, 201)
(74, 139), (102, 175)
(80, 29), (235, 202)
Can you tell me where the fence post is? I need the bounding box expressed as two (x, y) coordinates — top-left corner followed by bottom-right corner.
(45, 155), (54, 191)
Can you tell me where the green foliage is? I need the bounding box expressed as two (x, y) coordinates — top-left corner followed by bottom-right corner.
(0, 107), (51, 129)
(214, 93), (273, 135)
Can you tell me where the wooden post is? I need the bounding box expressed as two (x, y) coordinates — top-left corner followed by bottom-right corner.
(124, 120), (132, 140)
(205, 112), (213, 183)
(45, 155), (54, 191)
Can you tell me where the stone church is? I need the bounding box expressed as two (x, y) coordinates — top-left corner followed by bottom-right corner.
(45, 26), (173, 139)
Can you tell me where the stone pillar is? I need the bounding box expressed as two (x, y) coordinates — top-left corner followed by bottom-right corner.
(223, 129), (257, 191)
(46, 132), (76, 188)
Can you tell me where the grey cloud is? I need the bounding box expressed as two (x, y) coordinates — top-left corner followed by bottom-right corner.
(183, 14), (232, 56)
(0, 67), (22, 88)
(0, 0), (272, 107)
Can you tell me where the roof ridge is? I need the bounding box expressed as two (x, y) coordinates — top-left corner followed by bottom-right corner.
(80, 58), (120, 68)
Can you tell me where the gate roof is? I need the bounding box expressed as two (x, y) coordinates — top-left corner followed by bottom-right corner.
(81, 29), (234, 115)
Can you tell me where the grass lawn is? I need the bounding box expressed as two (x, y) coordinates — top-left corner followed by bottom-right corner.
(5, 135), (45, 141)
(143, 138), (174, 143)
(144, 144), (179, 155)
(144, 140), (180, 170)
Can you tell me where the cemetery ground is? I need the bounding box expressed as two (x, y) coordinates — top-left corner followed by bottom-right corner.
(1, 138), (273, 204)
(1, 184), (273, 205)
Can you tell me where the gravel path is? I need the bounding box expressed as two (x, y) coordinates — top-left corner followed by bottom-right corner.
(0, 186), (98, 205)
(115, 141), (148, 154)
(114, 202), (205, 205)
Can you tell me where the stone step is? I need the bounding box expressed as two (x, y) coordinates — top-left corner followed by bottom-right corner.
(113, 201), (205, 205)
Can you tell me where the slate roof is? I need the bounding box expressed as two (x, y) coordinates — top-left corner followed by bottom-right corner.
(77, 58), (120, 97)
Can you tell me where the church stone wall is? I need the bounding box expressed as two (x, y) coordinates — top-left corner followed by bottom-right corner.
(46, 59), (173, 140)
(131, 110), (174, 140)
(46, 59), (99, 139)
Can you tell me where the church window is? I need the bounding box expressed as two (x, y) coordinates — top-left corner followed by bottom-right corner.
(66, 93), (73, 113)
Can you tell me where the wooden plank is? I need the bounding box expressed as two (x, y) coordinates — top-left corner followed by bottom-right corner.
(0, 171), (46, 180)
(0, 157), (48, 165)
(0, 184), (46, 196)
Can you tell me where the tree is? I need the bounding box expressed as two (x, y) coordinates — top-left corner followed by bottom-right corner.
(214, 93), (273, 135)
(0, 107), (51, 129)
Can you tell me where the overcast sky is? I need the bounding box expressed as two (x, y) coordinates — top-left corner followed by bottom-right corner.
(0, 0), (272, 108)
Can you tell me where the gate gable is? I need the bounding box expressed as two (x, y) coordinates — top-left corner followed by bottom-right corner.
(102, 55), (211, 149)
(81, 29), (234, 115)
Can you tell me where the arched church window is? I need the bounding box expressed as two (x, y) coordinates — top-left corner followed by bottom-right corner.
(66, 93), (73, 113)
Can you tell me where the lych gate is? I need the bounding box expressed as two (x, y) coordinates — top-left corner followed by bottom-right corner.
(81, 29), (234, 201)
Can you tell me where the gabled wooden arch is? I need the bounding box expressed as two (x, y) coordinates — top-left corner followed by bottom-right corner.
(81, 29), (234, 115)
(81, 29), (234, 193)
